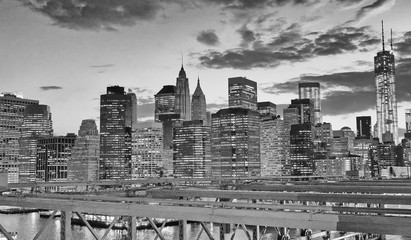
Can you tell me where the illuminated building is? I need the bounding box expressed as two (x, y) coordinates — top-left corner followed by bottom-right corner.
(0, 93), (39, 183)
(298, 82), (321, 125)
(375, 22), (398, 143)
(260, 117), (290, 176)
(133, 122), (164, 178)
(99, 86), (137, 180)
(290, 123), (314, 176)
(228, 77), (257, 110)
(19, 105), (53, 182)
(173, 120), (211, 178)
(288, 99), (314, 125)
(211, 108), (260, 177)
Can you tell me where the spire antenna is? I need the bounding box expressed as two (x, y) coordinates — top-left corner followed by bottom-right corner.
(390, 28), (393, 52)
(181, 53), (183, 67)
(382, 20), (385, 51)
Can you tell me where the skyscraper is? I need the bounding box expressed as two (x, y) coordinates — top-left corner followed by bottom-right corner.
(375, 22), (398, 143)
(191, 77), (207, 124)
(356, 116), (372, 139)
(68, 120), (99, 182)
(298, 82), (321, 125)
(0, 93), (39, 183)
(228, 77), (257, 110)
(175, 66), (191, 121)
(260, 117), (290, 176)
(19, 104), (53, 182)
(99, 86), (137, 180)
(155, 85), (179, 150)
(288, 99), (314, 125)
(290, 123), (314, 176)
(211, 108), (260, 177)
(173, 120), (211, 178)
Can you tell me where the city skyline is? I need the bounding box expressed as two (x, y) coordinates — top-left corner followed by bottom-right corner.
(2, 0), (411, 135)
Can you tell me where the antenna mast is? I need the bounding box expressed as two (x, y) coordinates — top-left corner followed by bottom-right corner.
(390, 28), (393, 52)
(382, 20), (385, 52)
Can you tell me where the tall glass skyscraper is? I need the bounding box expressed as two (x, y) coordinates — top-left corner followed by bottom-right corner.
(99, 86), (137, 180)
(356, 116), (372, 139)
(211, 108), (260, 177)
(298, 82), (321, 125)
(375, 22), (398, 143)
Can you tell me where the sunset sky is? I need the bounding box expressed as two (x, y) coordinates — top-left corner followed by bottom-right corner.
(1, 0), (411, 135)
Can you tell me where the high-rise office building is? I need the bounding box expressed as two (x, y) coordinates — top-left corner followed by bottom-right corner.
(290, 123), (314, 176)
(369, 142), (403, 177)
(175, 66), (191, 121)
(375, 22), (398, 143)
(356, 116), (372, 139)
(173, 120), (211, 178)
(260, 118), (290, 176)
(288, 99), (314, 125)
(257, 101), (277, 120)
(191, 78), (207, 125)
(19, 105), (53, 182)
(0, 93), (39, 183)
(211, 108), (260, 177)
(298, 82), (321, 125)
(228, 77), (257, 110)
(100, 86), (137, 180)
(132, 122), (164, 178)
(68, 120), (99, 182)
(36, 134), (77, 182)
(313, 123), (333, 159)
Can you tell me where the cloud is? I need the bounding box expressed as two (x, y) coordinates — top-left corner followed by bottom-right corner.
(20, 0), (170, 31)
(90, 64), (114, 68)
(40, 86), (63, 91)
(137, 96), (154, 105)
(196, 30), (220, 46)
(395, 31), (411, 57)
(261, 57), (411, 116)
(200, 0), (321, 9)
(198, 26), (379, 69)
(345, 0), (397, 24)
(237, 25), (258, 48)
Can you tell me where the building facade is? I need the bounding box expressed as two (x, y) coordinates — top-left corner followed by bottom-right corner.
(99, 86), (137, 180)
(19, 104), (53, 182)
(211, 108), (260, 177)
(356, 116), (372, 139)
(260, 118), (290, 176)
(173, 120), (211, 178)
(0, 93), (39, 183)
(36, 134), (77, 182)
(133, 123), (164, 178)
(290, 123), (314, 176)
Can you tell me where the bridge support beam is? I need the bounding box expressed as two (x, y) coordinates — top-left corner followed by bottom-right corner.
(179, 220), (187, 240)
(60, 210), (72, 240)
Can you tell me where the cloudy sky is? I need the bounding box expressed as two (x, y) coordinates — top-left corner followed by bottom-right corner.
(1, 0), (411, 135)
